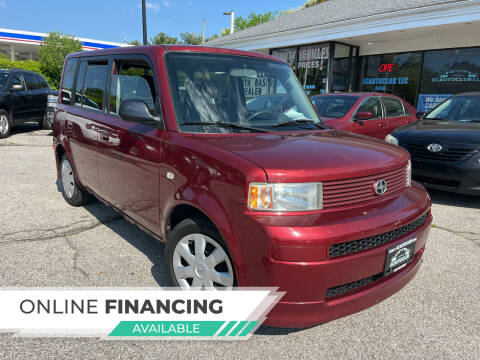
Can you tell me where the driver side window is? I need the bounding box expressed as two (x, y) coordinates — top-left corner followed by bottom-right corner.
(356, 97), (383, 119)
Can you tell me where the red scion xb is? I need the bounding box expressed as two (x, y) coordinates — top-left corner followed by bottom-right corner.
(53, 45), (431, 328)
(310, 92), (418, 139)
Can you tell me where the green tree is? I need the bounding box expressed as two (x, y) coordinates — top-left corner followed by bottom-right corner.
(151, 32), (178, 45)
(234, 11), (279, 31)
(180, 32), (203, 45)
(128, 39), (142, 46)
(39, 32), (82, 89)
(304, 0), (329, 7)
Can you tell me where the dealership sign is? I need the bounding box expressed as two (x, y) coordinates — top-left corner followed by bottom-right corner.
(432, 70), (479, 83)
(0, 288), (283, 339)
(417, 94), (451, 112)
(298, 45), (329, 70)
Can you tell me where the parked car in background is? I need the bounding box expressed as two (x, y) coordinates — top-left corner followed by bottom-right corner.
(0, 68), (56, 138)
(310, 92), (417, 139)
(45, 90), (58, 129)
(54, 46), (431, 328)
(386, 93), (480, 196)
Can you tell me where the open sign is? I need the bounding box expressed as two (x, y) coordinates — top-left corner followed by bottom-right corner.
(379, 63), (398, 73)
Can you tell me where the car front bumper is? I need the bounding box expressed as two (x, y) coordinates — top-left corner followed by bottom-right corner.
(411, 157), (480, 196)
(232, 183), (431, 328)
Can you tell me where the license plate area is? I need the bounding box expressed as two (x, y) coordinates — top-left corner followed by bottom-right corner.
(384, 237), (416, 275)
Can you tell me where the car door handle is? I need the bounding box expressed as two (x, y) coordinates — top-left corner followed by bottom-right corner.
(377, 124), (387, 128)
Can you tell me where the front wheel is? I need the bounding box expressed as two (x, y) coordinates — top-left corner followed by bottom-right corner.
(0, 110), (11, 138)
(40, 114), (52, 130)
(165, 216), (236, 289)
(60, 155), (92, 206)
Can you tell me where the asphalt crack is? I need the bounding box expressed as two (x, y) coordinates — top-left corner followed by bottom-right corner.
(0, 215), (123, 246)
(64, 234), (89, 278)
(432, 223), (480, 248)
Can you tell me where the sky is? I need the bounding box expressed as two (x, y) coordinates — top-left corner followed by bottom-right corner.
(0, 0), (306, 44)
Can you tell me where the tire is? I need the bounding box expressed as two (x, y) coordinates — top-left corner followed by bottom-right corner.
(59, 155), (93, 207)
(40, 115), (52, 130)
(165, 215), (236, 289)
(0, 110), (11, 139)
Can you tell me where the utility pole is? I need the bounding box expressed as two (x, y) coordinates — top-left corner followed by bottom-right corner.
(202, 18), (206, 44)
(223, 11), (235, 34)
(142, 0), (148, 45)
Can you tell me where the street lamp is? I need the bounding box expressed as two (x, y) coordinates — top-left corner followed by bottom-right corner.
(142, 0), (148, 45)
(223, 11), (235, 34)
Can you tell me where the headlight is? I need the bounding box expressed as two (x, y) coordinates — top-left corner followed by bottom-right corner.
(47, 95), (58, 103)
(406, 160), (412, 187)
(248, 182), (323, 211)
(385, 134), (399, 145)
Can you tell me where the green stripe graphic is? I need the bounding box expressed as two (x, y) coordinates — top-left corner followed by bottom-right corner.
(217, 321), (237, 336)
(239, 321), (258, 336)
(229, 321), (248, 336)
(109, 321), (224, 337)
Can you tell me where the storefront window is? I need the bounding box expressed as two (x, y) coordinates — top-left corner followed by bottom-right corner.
(296, 43), (329, 96)
(359, 52), (422, 105)
(418, 47), (480, 112)
(271, 47), (298, 71)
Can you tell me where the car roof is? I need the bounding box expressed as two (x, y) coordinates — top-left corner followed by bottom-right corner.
(0, 68), (41, 75)
(67, 45), (286, 64)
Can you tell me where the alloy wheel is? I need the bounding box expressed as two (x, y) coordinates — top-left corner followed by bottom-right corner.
(173, 233), (234, 289)
(0, 114), (9, 135)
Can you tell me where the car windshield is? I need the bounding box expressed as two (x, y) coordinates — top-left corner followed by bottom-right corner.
(165, 53), (322, 133)
(425, 95), (480, 122)
(0, 71), (9, 88)
(311, 95), (359, 118)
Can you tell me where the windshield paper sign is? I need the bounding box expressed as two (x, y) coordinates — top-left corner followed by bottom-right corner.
(0, 288), (283, 340)
(417, 94), (451, 112)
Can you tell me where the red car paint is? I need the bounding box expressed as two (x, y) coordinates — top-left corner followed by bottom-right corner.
(53, 45), (431, 328)
(310, 92), (418, 139)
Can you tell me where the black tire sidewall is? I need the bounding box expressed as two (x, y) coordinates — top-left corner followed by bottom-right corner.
(165, 217), (236, 288)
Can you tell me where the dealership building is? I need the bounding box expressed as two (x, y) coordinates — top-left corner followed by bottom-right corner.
(0, 28), (126, 61)
(208, 0), (480, 111)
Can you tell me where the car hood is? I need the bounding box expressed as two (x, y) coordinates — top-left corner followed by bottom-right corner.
(393, 119), (480, 145)
(202, 130), (409, 182)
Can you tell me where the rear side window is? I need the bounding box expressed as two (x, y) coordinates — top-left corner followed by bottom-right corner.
(36, 75), (49, 89)
(61, 58), (78, 105)
(357, 97), (382, 119)
(109, 59), (156, 115)
(81, 61), (108, 111)
(11, 74), (24, 88)
(24, 73), (39, 90)
(383, 97), (405, 117)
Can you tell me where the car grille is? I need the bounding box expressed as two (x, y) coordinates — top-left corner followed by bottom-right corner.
(407, 142), (479, 162)
(322, 167), (407, 208)
(325, 273), (383, 298)
(329, 212), (429, 258)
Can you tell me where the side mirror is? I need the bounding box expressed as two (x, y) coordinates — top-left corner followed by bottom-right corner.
(119, 100), (156, 124)
(416, 111), (425, 119)
(356, 111), (372, 121)
(11, 84), (24, 92)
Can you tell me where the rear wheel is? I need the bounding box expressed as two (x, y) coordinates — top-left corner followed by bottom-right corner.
(60, 155), (92, 206)
(0, 110), (11, 139)
(166, 216), (235, 289)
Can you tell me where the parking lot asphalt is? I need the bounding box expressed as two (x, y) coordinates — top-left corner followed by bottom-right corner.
(0, 124), (479, 359)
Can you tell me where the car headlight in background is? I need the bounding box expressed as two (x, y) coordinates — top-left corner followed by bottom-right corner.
(406, 160), (412, 187)
(248, 182), (323, 211)
(385, 134), (399, 145)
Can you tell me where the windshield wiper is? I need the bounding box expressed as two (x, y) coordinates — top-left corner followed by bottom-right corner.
(181, 121), (269, 133)
(273, 119), (324, 129)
